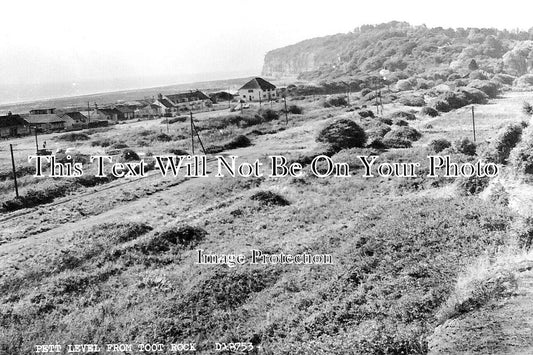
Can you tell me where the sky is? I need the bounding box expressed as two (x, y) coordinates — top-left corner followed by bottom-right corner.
(0, 0), (532, 102)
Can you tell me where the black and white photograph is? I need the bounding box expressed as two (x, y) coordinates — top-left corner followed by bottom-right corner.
(2, 0), (533, 354)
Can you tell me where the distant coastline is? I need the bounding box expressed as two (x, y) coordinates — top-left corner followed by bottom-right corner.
(0, 70), (261, 114)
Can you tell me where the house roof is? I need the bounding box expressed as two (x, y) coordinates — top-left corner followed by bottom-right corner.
(62, 111), (87, 122)
(0, 114), (28, 128)
(114, 105), (135, 114)
(141, 104), (160, 110)
(97, 108), (122, 115)
(165, 90), (210, 103)
(25, 114), (66, 125)
(155, 98), (175, 108)
(239, 77), (276, 91)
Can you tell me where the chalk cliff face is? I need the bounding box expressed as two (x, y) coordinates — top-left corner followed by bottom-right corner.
(261, 34), (350, 78)
(261, 21), (533, 82)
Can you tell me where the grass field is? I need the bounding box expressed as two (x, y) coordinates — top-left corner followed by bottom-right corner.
(1, 90), (533, 354)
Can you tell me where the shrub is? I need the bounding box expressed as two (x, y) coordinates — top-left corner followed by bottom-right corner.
(459, 87), (489, 104)
(432, 99), (451, 112)
(168, 148), (189, 155)
(250, 190), (290, 206)
(384, 126), (421, 142)
(420, 106), (439, 117)
(456, 175), (490, 195)
(399, 94), (426, 107)
(382, 138), (412, 148)
(287, 105), (303, 114)
(360, 88), (372, 97)
(121, 149), (140, 162)
(492, 74), (515, 86)
(514, 74), (533, 87)
(366, 125), (391, 140)
(484, 123), (523, 164)
(511, 217), (533, 249)
(442, 91), (470, 109)
(429, 138), (452, 153)
(391, 111), (416, 120)
(316, 119), (367, 151)
(324, 96), (348, 107)
(110, 142), (128, 149)
(488, 182), (509, 206)
(158, 225), (207, 248)
(56, 132), (90, 141)
(258, 108), (279, 121)
(224, 135), (251, 150)
(454, 137), (476, 156)
(378, 117), (393, 125)
(511, 127), (533, 174)
(523, 102), (533, 116)
(393, 119), (409, 126)
(467, 80), (500, 98)
(358, 110), (375, 118)
(395, 79), (414, 91)
(156, 133), (172, 142)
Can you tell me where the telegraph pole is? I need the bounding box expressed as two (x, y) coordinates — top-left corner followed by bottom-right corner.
(190, 111), (195, 155)
(34, 128), (39, 154)
(283, 96), (288, 125)
(10, 144), (19, 198)
(471, 106), (476, 142)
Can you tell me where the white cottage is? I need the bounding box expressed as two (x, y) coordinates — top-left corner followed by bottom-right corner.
(238, 77), (277, 102)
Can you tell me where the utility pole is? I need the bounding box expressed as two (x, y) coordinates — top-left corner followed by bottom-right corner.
(471, 106), (476, 142)
(259, 94), (262, 109)
(87, 101), (91, 125)
(10, 144), (19, 198)
(283, 96), (288, 125)
(190, 111), (195, 155)
(191, 119), (206, 155)
(34, 128), (39, 154)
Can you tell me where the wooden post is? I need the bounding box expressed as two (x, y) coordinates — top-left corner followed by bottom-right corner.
(259, 94), (262, 108)
(471, 106), (476, 142)
(34, 128), (39, 154)
(283, 96), (288, 125)
(10, 144), (19, 198)
(190, 111), (195, 155)
(191, 119), (206, 155)
(87, 101), (91, 125)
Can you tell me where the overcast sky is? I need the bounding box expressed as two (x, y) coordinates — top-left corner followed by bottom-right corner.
(1, 0), (532, 90)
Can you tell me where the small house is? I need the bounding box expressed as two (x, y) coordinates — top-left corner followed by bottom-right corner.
(25, 113), (66, 132)
(61, 111), (88, 130)
(163, 90), (212, 111)
(136, 104), (161, 118)
(153, 96), (177, 116)
(238, 77), (277, 102)
(0, 113), (30, 138)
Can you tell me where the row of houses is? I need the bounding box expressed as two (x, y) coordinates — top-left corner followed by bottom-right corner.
(0, 78), (279, 139)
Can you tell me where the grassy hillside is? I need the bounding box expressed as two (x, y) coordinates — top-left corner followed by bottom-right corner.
(264, 21), (533, 91)
(2, 86), (533, 353)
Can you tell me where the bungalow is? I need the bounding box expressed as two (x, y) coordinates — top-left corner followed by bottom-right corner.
(238, 77), (277, 102)
(162, 90), (212, 111)
(25, 113), (66, 132)
(61, 111), (88, 130)
(93, 108), (122, 123)
(0, 113), (31, 138)
(114, 105), (136, 120)
(136, 104), (161, 118)
(153, 96), (177, 116)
